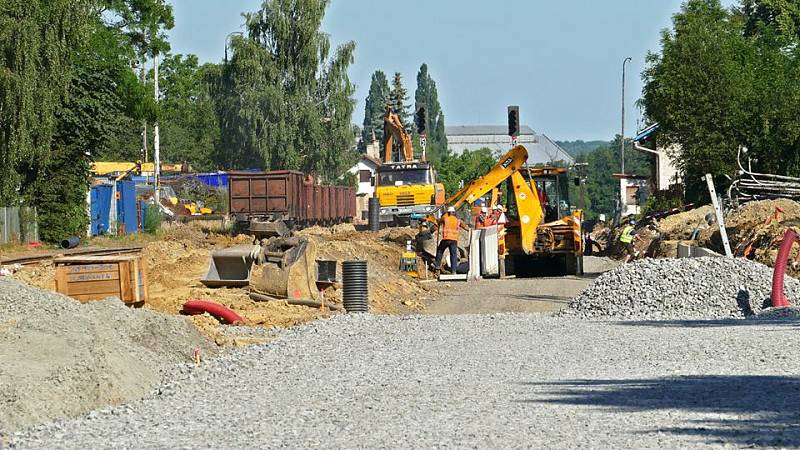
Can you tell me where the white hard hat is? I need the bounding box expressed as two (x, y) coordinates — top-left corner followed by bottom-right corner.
(447, 206), (456, 213)
(481, 206), (488, 213)
(492, 204), (500, 210)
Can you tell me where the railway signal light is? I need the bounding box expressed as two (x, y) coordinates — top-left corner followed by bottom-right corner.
(415, 104), (427, 136)
(508, 105), (520, 138)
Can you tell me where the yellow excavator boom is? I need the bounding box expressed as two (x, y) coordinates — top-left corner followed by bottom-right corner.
(429, 145), (544, 254)
(91, 161), (192, 179)
(383, 110), (415, 163)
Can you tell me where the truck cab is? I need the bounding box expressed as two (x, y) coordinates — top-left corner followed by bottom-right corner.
(375, 161), (444, 224)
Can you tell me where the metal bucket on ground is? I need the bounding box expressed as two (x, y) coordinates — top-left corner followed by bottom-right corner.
(201, 245), (261, 288)
(342, 260), (368, 313)
(368, 197), (380, 232)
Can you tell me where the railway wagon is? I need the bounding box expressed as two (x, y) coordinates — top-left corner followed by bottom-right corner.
(228, 170), (356, 237)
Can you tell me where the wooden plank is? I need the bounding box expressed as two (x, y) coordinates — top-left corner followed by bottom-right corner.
(67, 271), (119, 283)
(1, 246), (143, 265)
(55, 266), (68, 295)
(67, 280), (122, 296)
(62, 263), (118, 274)
(118, 261), (131, 303)
(56, 255), (139, 264)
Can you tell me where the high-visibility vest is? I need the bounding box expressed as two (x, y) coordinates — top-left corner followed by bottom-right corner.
(475, 213), (489, 229)
(620, 225), (634, 243)
(442, 215), (460, 241)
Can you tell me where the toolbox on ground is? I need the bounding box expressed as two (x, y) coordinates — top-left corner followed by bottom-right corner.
(54, 254), (148, 306)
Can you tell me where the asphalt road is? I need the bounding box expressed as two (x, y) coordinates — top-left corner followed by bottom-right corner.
(425, 256), (619, 315)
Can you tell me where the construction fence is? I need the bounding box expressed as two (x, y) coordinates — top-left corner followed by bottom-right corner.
(0, 207), (39, 244)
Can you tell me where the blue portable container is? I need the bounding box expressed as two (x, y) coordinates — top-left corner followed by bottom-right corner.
(116, 181), (139, 234)
(90, 185), (112, 236)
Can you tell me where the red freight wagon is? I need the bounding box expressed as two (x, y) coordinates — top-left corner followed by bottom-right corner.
(228, 170), (355, 237)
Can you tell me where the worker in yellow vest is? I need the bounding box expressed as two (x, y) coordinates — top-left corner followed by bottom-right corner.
(435, 206), (469, 274)
(620, 218), (640, 263)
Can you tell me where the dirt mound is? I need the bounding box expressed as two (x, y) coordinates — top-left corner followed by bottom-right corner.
(10, 222), (440, 346)
(299, 226), (439, 314)
(0, 277), (216, 434)
(657, 204), (715, 240)
(715, 199), (800, 276)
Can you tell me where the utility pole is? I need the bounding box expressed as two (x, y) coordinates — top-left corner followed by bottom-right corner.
(153, 50), (161, 206)
(621, 57), (632, 175)
(140, 62), (148, 163)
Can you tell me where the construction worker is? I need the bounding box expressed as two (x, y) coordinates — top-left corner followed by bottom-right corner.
(435, 206), (469, 274)
(494, 205), (508, 256)
(475, 206), (490, 229)
(620, 218), (641, 263)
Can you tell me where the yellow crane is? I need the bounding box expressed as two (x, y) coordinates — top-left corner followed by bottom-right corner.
(90, 162), (191, 180)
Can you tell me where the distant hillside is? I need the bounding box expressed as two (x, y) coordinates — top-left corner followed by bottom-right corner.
(556, 140), (611, 157)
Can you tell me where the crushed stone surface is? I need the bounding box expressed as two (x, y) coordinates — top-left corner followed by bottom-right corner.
(561, 257), (800, 320)
(9, 313), (800, 449)
(0, 277), (216, 435)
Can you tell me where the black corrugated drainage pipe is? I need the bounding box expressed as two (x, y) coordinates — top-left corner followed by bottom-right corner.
(342, 260), (368, 313)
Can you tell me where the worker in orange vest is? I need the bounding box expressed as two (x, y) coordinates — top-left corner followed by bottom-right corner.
(493, 204), (508, 256)
(435, 206), (469, 274)
(475, 206), (490, 229)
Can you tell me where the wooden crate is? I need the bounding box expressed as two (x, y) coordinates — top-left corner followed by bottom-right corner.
(54, 255), (148, 306)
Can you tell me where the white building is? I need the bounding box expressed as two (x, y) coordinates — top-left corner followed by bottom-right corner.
(446, 125), (574, 165)
(632, 123), (681, 192)
(348, 138), (383, 220)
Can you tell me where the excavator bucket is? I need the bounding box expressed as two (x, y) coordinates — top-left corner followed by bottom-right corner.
(249, 237), (321, 301)
(201, 245), (262, 288)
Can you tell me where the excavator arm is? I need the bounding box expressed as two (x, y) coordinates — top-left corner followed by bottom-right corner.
(383, 110), (415, 163)
(429, 145), (544, 254)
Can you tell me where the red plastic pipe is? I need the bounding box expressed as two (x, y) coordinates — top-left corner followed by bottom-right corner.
(182, 300), (243, 325)
(771, 229), (797, 308)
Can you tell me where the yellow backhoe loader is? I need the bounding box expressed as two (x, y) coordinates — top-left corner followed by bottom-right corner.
(425, 145), (584, 275)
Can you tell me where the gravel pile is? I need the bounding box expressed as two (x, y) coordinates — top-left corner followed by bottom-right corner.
(10, 313), (800, 449)
(0, 277), (216, 434)
(561, 257), (800, 320)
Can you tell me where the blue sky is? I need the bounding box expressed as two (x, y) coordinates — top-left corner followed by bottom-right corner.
(168, 0), (738, 141)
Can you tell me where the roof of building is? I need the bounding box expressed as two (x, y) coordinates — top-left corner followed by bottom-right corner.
(445, 125), (574, 165)
(360, 154), (382, 167)
(633, 123), (660, 142)
(445, 125), (536, 136)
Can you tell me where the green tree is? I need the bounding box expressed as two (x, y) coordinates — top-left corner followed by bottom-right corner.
(158, 54), (220, 171)
(361, 70), (390, 150)
(388, 72), (411, 129)
(210, 0), (357, 181)
(0, 0), (93, 205)
(437, 148), (497, 196)
(414, 63), (448, 164)
(642, 0), (800, 201)
(742, 0), (800, 40)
